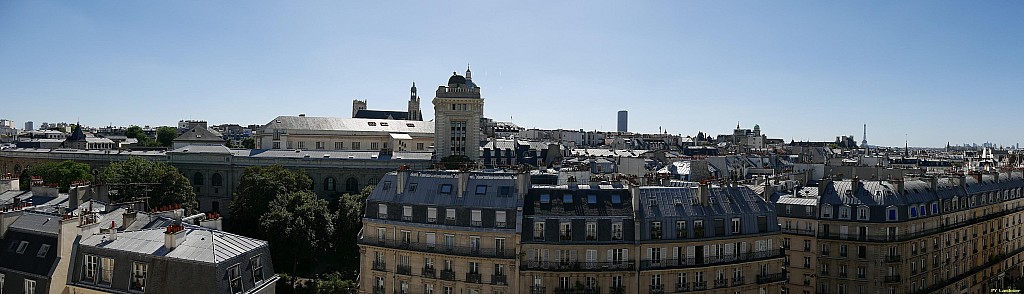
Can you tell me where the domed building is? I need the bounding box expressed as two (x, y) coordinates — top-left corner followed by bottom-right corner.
(433, 66), (484, 161)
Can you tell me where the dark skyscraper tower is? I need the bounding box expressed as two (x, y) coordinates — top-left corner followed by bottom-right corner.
(617, 110), (628, 132)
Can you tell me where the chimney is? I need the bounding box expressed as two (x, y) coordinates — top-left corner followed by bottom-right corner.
(396, 166), (410, 195)
(199, 212), (223, 231)
(457, 171), (469, 197)
(107, 221), (117, 241)
(894, 178), (905, 195)
(851, 176), (860, 192)
(698, 180), (710, 206)
(164, 223), (186, 250)
(927, 176), (938, 191)
(818, 177), (832, 196)
(122, 209), (137, 229)
(515, 172), (531, 199)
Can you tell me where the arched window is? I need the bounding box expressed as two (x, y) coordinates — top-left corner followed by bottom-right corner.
(346, 177), (359, 193)
(325, 177), (337, 191)
(212, 173), (223, 187)
(193, 172), (204, 186)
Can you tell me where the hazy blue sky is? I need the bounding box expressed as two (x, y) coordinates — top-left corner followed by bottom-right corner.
(2, 1), (1023, 147)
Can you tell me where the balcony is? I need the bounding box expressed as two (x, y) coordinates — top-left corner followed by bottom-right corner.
(491, 274), (507, 285)
(757, 272), (788, 284)
(555, 287), (602, 294)
(560, 234), (572, 240)
(466, 272), (482, 283)
(531, 286), (547, 294)
(520, 260), (635, 272)
(373, 286), (386, 294)
(883, 275), (901, 283)
(820, 270), (829, 277)
(421, 266), (436, 278)
(396, 264), (411, 275)
(838, 272), (848, 278)
(713, 279), (728, 288)
(648, 284), (664, 294)
(372, 260), (387, 271)
(440, 269), (456, 281)
(692, 281), (707, 291)
(731, 276), (745, 286)
(471, 220), (482, 227)
(609, 286), (626, 294)
(675, 283), (689, 292)
(781, 228), (817, 236)
(639, 249), (785, 270)
(358, 238), (516, 259)
(884, 255), (902, 263)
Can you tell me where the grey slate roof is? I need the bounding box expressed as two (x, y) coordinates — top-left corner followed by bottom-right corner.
(353, 109), (410, 120)
(262, 115), (433, 134)
(79, 223), (268, 264)
(174, 125), (225, 143)
(367, 171), (521, 209)
(8, 211), (61, 236)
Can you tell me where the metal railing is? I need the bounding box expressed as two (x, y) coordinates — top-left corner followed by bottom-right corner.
(781, 228), (817, 236)
(531, 286), (546, 294)
(883, 275), (901, 283)
(359, 238), (516, 259)
(396, 264), (411, 275)
(372, 260), (387, 271)
(713, 279), (727, 288)
(466, 272), (482, 283)
(731, 276), (745, 286)
(757, 272), (788, 284)
(884, 255), (902, 263)
(691, 281), (707, 291)
(440, 269), (455, 281)
(520, 260), (635, 271)
(640, 249), (784, 270)
(421, 266), (435, 278)
(491, 274), (507, 285)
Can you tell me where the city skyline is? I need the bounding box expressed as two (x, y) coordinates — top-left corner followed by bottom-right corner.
(3, 1), (1024, 147)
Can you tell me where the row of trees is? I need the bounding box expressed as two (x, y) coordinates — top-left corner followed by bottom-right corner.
(125, 125), (178, 147)
(228, 165), (368, 294)
(22, 159), (365, 293)
(21, 157), (199, 211)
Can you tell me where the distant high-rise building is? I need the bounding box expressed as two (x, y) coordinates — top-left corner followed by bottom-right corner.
(433, 66), (484, 161)
(617, 110), (628, 132)
(24, 121), (33, 131)
(861, 123), (868, 148)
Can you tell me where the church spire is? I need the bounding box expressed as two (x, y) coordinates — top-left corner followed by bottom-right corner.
(465, 64), (472, 80)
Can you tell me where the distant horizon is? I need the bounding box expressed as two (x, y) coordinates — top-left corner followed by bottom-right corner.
(3, 1), (1023, 148)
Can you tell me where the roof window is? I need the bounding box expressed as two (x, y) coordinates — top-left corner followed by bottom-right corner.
(563, 195), (573, 204)
(540, 194), (550, 203)
(611, 195), (622, 204)
(587, 195), (597, 204)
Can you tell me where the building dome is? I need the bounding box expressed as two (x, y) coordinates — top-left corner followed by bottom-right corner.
(447, 72), (466, 85)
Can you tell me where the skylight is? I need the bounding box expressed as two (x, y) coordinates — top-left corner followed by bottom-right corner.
(563, 195), (573, 204)
(587, 195), (597, 204)
(611, 195), (622, 204)
(540, 194), (550, 203)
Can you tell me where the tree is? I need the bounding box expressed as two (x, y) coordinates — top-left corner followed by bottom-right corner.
(242, 137), (256, 149)
(98, 156), (198, 212)
(125, 125), (158, 147)
(260, 191), (334, 277)
(331, 184), (374, 274)
(156, 126), (177, 147)
(19, 168), (31, 191)
(230, 165), (311, 238)
(28, 160), (92, 192)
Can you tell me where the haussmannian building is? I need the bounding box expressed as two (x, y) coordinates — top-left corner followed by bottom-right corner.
(777, 171), (1024, 294)
(519, 182), (637, 294)
(635, 183), (787, 294)
(358, 169), (529, 294)
(358, 170), (789, 294)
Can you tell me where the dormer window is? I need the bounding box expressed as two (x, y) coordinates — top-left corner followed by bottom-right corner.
(611, 195), (622, 204)
(910, 206), (918, 218)
(839, 206), (850, 219)
(887, 206), (898, 221)
(440, 184), (452, 194)
(858, 206), (868, 220)
(821, 204), (832, 218)
(540, 194), (551, 203)
(563, 195), (573, 204)
(587, 195), (597, 204)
